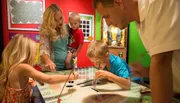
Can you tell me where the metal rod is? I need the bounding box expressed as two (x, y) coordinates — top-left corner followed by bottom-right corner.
(57, 68), (74, 102)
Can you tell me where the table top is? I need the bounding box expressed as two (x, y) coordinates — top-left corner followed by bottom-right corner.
(35, 70), (180, 103)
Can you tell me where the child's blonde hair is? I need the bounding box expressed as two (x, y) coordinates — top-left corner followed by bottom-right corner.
(87, 40), (109, 58)
(69, 12), (80, 23)
(40, 4), (67, 42)
(0, 34), (36, 88)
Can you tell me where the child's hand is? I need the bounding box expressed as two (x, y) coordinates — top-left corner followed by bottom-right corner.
(71, 72), (79, 80)
(72, 52), (77, 57)
(37, 81), (44, 86)
(95, 70), (112, 79)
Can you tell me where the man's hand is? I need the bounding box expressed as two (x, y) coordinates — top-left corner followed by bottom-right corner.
(130, 62), (149, 77)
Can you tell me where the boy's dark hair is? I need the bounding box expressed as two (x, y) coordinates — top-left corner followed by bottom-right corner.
(93, 0), (114, 8)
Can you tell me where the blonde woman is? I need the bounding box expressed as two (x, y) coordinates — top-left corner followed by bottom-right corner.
(40, 4), (69, 71)
(0, 34), (78, 103)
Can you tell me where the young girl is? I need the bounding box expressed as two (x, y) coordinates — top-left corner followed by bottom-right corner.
(40, 4), (69, 71)
(0, 34), (78, 103)
(87, 40), (130, 89)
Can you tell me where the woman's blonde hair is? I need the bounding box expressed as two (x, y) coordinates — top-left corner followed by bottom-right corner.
(0, 34), (36, 87)
(87, 40), (109, 58)
(40, 4), (67, 42)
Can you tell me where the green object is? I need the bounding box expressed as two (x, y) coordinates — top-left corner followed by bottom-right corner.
(119, 52), (123, 57)
(142, 95), (152, 103)
(128, 22), (151, 67)
(128, 22), (151, 82)
(95, 11), (101, 40)
(53, 37), (69, 70)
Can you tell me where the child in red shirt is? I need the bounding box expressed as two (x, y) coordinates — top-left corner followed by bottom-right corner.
(66, 12), (84, 68)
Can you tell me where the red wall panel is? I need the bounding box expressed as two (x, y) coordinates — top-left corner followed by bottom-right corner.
(2, 0), (94, 67)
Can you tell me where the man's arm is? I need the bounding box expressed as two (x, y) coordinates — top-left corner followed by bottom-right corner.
(130, 62), (149, 78)
(150, 51), (173, 103)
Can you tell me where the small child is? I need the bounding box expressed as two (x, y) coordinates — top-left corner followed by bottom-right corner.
(66, 12), (84, 68)
(87, 40), (130, 89)
(0, 34), (78, 103)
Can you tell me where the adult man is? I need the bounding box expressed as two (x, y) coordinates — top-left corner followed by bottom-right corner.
(93, 0), (180, 103)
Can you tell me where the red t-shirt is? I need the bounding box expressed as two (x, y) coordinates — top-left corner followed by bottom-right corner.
(68, 29), (84, 49)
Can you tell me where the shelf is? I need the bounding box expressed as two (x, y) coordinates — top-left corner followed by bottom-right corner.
(108, 46), (126, 49)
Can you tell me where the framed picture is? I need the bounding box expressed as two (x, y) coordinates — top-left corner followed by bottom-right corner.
(69, 12), (94, 42)
(7, 0), (45, 31)
(9, 33), (40, 63)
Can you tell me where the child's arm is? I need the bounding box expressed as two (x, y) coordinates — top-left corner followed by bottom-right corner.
(72, 29), (84, 57)
(20, 64), (78, 84)
(65, 52), (73, 69)
(72, 44), (83, 57)
(96, 70), (130, 89)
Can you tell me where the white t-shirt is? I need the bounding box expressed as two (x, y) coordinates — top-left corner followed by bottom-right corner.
(137, 0), (180, 93)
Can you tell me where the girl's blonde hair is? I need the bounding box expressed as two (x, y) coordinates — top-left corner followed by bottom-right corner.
(40, 4), (67, 42)
(87, 40), (109, 58)
(0, 34), (36, 87)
